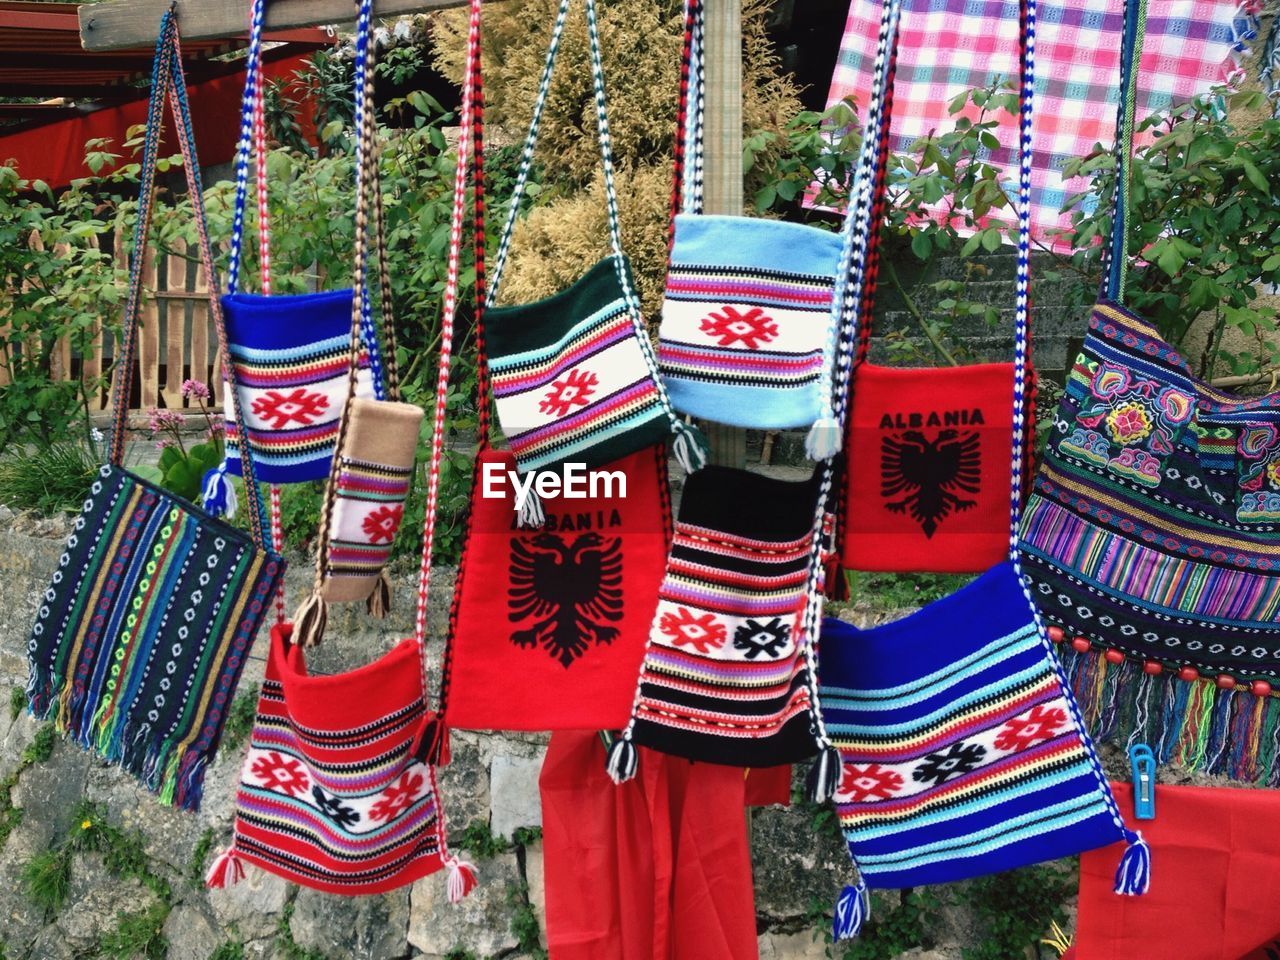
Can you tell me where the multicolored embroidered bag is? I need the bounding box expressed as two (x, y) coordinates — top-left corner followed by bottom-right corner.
(607, 465), (825, 772)
(290, 21), (425, 643)
(24, 13), (285, 811)
(835, 0), (1030, 575)
(431, 25), (672, 737)
(216, 0), (376, 490)
(1019, 0), (1280, 783)
(482, 0), (705, 525)
(206, 0), (483, 897)
(815, 0), (1147, 939)
(658, 0), (846, 439)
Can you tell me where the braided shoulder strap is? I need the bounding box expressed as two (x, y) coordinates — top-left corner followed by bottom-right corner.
(111, 10), (271, 550)
(483, 0), (704, 467)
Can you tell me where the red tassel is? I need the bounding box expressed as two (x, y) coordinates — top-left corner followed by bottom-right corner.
(824, 553), (849, 601)
(411, 714), (451, 767)
(205, 847), (245, 889)
(446, 856), (478, 903)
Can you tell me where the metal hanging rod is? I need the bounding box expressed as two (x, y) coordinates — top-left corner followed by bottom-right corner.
(79, 0), (471, 52)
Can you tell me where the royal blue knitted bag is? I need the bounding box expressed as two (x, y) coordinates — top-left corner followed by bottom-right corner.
(813, 0), (1147, 940)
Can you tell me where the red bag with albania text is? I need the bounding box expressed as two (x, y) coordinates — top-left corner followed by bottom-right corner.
(439, 447), (671, 732)
(430, 20), (670, 736)
(836, 33), (1032, 576)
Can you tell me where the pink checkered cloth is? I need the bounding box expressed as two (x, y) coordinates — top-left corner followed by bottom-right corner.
(824, 0), (1248, 249)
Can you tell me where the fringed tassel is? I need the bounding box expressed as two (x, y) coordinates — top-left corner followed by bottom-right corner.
(806, 743), (843, 804)
(1113, 831), (1151, 896)
(823, 553), (849, 602)
(605, 737), (638, 784)
(832, 877), (870, 941)
(805, 411), (842, 461)
(292, 591), (328, 648)
(671, 420), (709, 473)
(411, 714), (452, 767)
(516, 489), (545, 529)
(445, 856), (479, 903)
(205, 847), (246, 889)
(367, 568), (393, 619)
(200, 463), (238, 520)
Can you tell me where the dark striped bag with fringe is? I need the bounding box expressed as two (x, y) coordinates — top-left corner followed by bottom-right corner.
(24, 12), (285, 811)
(1019, 0), (1280, 784)
(205, 0), (482, 898)
(816, 0), (1147, 941)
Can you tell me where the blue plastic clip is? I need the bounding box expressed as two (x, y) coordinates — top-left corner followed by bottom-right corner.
(1129, 743), (1156, 821)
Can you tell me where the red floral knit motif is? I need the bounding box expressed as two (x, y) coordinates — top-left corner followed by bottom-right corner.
(699, 306), (779, 350)
(367, 769), (424, 823)
(362, 504), (404, 544)
(251, 751), (310, 796)
(539, 368), (599, 419)
(252, 388), (330, 429)
(658, 607), (727, 654)
(993, 704), (1069, 753)
(838, 763), (905, 802)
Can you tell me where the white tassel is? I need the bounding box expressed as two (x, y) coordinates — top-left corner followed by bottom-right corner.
(605, 737), (638, 784)
(1113, 832), (1151, 895)
(805, 410), (842, 461)
(832, 878), (870, 940)
(672, 421), (709, 473)
(446, 856), (478, 903)
(806, 743), (843, 803)
(516, 488), (546, 529)
(200, 463), (238, 519)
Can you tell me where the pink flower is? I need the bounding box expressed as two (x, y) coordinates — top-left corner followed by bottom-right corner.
(145, 406), (185, 435)
(206, 419), (226, 439)
(181, 378), (211, 401)
(155, 439), (175, 451)
(1105, 402), (1153, 445)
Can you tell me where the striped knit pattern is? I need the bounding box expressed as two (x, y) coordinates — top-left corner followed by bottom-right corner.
(818, 563), (1125, 888)
(1020, 300), (1280, 679)
(327, 456), (413, 581)
(231, 629), (446, 894)
(486, 257), (671, 473)
(628, 466), (820, 767)
(221, 291), (374, 484)
(26, 466), (284, 810)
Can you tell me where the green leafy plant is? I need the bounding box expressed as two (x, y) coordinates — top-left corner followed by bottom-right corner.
(958, 863), (1075, 960)
(755, 83), (1280, 381)
(221, 685), (260, 754)
(98, 902), (171, 960)
(189, 828), (217, 889)
(508, 882), (548, 960)
(0, 439), (101, 514)
(22, 849), (72, 913)
(131, 379), (224, 501)
(840, 888), (940, 960)
(209, 943), (247, 960)
(8, 687), (24, 722)
(21, 724), (55, 765)
(458, 818), (512, 859)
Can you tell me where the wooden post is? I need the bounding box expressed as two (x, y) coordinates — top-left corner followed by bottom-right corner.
(700, 0), (746, 468)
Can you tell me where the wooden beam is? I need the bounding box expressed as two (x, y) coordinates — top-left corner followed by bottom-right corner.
(79, 0), (470, 52)
(700, 0), (747, 469)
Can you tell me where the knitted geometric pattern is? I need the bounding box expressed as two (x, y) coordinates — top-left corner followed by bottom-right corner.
(659, 214), (845, 428)
(229, 627), (447, 894)
(320, 399), (420, 604)
(221, 290), (375, 484)
(486, 257), (672, 473)
(1020, 301), (1280, 681)
(27, 466), (284, 810)
(818, 563), (1128, 888)
(626, 466), (821, 767)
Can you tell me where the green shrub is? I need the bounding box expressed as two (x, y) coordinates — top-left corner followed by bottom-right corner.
(0, 440), (100, 514)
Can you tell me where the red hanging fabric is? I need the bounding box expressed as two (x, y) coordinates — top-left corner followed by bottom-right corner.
(1074, 782), (1280, 959)
(539, 732), (761, 960)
